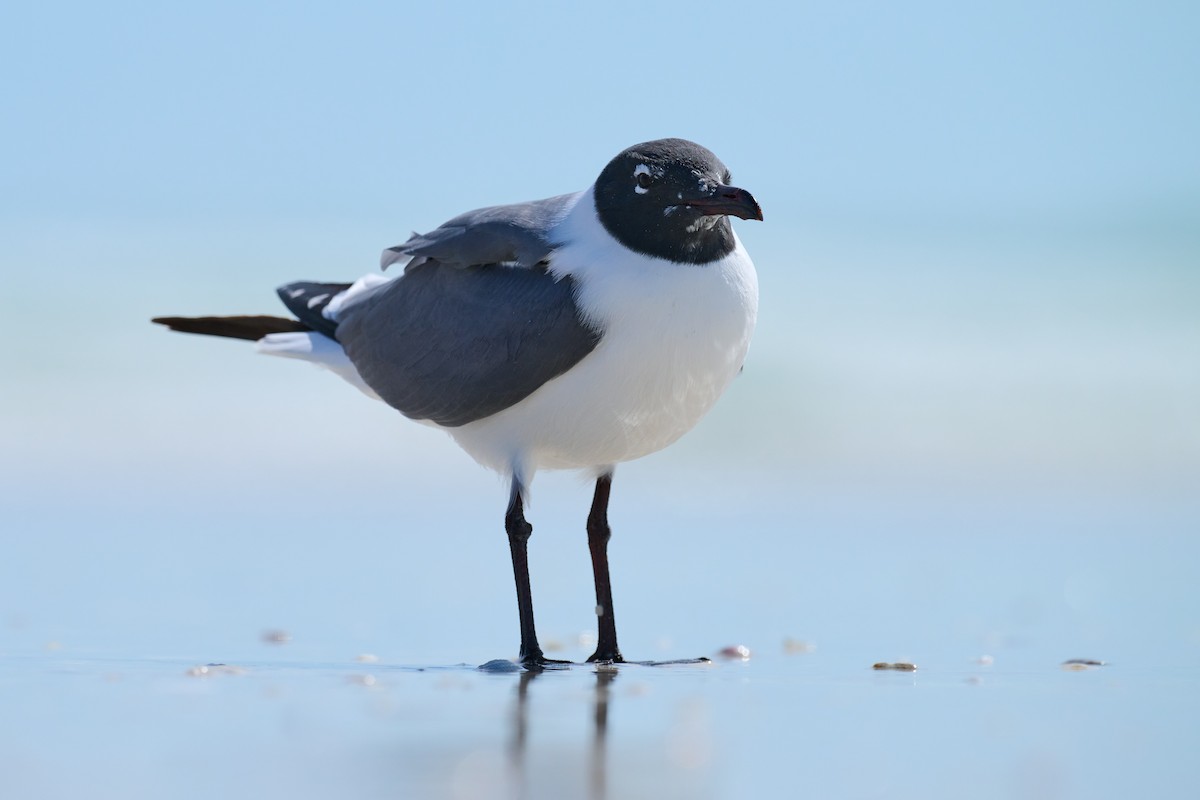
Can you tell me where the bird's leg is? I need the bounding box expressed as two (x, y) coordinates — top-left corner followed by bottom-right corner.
(505, 479), (568, 668)
(586, 472), (624, 663)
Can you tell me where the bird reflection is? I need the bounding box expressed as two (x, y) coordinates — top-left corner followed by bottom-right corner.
(508, 667), (617, 800)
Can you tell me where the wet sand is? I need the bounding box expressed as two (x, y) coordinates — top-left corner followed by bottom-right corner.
(3, 637), (1196, 799)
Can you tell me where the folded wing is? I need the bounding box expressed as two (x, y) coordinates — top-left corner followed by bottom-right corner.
(336, 260), (602, 428)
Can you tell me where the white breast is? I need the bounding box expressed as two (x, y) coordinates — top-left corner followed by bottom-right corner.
(447, 187), (759, 484)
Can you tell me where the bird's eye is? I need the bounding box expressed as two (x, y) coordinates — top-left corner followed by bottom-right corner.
(636, 171), (653, 189)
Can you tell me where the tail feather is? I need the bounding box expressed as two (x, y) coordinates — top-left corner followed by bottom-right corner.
(152, 315), (310, 341)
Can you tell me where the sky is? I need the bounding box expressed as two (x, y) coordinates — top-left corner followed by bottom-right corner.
(2, 0), (1197, 506)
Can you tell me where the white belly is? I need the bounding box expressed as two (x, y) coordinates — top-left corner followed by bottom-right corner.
(447, 195), (758, 484)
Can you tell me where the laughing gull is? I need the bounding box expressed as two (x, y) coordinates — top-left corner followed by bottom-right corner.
(154, 138), (763, 667)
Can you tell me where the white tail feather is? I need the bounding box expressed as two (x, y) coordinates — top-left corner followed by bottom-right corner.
(256, 332), (379, 399)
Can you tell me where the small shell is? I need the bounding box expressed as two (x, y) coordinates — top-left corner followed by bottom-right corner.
(185, 663), (246, 678)
(717, 645), (751, 660)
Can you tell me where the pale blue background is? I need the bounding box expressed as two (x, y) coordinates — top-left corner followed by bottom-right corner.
(2, 2), (1198, 798)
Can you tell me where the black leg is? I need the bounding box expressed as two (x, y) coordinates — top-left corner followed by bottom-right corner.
(505, 479), (570, 668)
(586, 473), (624, 663)
(505, 480), (544, 665)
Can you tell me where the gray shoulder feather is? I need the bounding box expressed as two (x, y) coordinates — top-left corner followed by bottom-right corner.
(381, 193), (579, 271)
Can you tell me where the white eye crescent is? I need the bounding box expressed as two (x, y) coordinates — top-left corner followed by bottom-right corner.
(633, 164), (652, 194)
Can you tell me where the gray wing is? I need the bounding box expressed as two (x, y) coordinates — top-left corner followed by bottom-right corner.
(382, 192), (579, 271)
(335, 260), (602, 427)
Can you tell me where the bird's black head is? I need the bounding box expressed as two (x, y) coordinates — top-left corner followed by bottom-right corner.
(593, 138), (763, 265)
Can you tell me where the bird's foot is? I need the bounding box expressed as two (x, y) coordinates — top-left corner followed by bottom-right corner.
(520, 652), (573, 671)
(585, 649), (625, 665)
(586, 648), (712, 667)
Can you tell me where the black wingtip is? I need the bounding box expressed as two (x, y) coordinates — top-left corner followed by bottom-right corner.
(274, 282), (350, 338)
